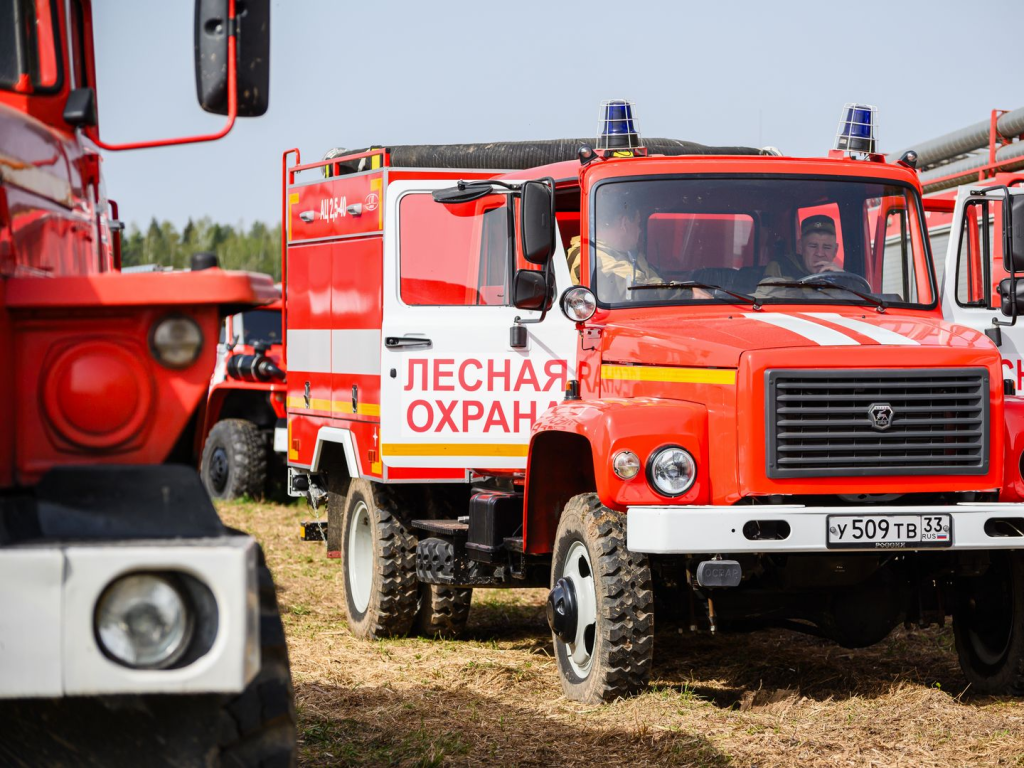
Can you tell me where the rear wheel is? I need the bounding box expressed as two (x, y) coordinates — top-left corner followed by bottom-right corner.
(339, 479), (419, 639)
(953, 551), (1024, 695)
(201, 419), (268, 500)
(548, 493), (653, 704)
(415, 583), (472, 638)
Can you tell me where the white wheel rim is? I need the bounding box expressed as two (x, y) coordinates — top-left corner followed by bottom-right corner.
(562, 540), (598, 677)
(347, 501), (373, 614)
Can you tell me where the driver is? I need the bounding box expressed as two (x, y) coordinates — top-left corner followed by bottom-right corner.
(755, 215), (844, 299)
(567, 205), (710, 302)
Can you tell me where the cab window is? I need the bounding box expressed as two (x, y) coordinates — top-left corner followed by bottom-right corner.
(0, 0), (61, 92)
(399, 192), (510, 306)
(954, 198), (1002, 308)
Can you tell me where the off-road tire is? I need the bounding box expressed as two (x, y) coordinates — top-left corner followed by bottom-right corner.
(340, 478), (419, 639)
(0, 544), (296, 767)
(550, 493), (654, 704)
(201, 419), (268, 500)
(953, 551), (1024, 695)
(415, 583), (472, 638)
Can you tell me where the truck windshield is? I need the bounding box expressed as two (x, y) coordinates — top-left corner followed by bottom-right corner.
(240, 309), (281, 346)
(591, 176), (934, 309)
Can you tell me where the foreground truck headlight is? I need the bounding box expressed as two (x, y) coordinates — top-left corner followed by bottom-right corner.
(150, 316), (203, 368)
(647, 445), (696, 496)
(95, 573), (194, 669)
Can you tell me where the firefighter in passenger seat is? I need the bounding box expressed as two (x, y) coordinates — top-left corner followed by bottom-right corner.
(566, 206), (710, 302)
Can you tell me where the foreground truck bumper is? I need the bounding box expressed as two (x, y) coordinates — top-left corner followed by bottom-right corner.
(0, 536), (259, 699)
(627, 503), (1024, 554)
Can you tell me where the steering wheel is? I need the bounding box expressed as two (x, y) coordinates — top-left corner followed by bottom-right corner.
(797, 270), (873, 294)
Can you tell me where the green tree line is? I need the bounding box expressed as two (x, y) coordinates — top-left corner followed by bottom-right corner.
(121, 217), (282, 280)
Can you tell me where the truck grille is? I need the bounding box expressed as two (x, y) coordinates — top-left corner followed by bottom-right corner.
(765, 369), (989, 478)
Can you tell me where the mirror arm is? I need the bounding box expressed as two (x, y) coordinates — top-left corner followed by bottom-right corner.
(88, 0), (239, 151)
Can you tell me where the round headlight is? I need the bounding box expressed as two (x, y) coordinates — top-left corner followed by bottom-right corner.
(96, 574), (193, 669)
(647, 445), (697, 497)
(560, 287), (597, 322)
(612, 450), (640, 479)
(150, 316), (203, 368)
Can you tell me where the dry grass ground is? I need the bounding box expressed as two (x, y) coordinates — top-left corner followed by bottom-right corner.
(219, 498), (1024, 767)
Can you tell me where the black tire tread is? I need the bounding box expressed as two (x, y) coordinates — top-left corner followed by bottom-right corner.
(342, 479), (419, 639)
(554, 493), (654, 703)
(218, 544), (297, 766)
(202, 418), (268, 500)
(953, 551), (1024, 696)
(416, 583), (472, 638)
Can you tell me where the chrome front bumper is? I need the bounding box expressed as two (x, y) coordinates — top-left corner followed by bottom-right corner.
(627, 503), (1024, 554)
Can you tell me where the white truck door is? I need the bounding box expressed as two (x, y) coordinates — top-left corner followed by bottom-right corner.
(942, 186), (1024, 389)
(380, 180), (578, 471)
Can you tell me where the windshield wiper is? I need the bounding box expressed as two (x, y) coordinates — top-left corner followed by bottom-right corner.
(628, 281), (762, 309)
(757, 280), (888, 312)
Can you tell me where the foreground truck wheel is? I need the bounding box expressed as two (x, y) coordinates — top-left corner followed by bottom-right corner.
(953, 552), (1024, 696)
(340, 479), (419, 638)
(548, 494), (654, 704)
(201, 418), (269, 500)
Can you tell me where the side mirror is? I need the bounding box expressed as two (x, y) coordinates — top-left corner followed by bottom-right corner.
(998, 277), (1024, 316)
(1008, 195), (1024, 273)
(195, 0), (270, 117)
(520, 180), (555, 265)
(512, 270), (551, 311)
(63, 88), (97, 127)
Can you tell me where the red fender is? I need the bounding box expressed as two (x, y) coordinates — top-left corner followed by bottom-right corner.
(523, 397), (708, 555)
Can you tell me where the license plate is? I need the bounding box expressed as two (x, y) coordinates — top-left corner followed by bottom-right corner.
(826, 514), (952, 549)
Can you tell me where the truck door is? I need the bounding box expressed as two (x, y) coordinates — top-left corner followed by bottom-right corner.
(943, 186), (1024, 389)
(380, 181), (577, 471)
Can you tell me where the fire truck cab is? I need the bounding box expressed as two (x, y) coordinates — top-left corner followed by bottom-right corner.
(0, 1), (295, 762)
(288, 104), (1024, 704)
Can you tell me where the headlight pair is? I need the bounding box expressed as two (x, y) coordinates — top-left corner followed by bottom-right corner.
(613, 445), (697, 497)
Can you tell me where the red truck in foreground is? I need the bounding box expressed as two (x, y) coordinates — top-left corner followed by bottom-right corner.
(287, 105), (1024, 704)
(0, 1), (295, 762)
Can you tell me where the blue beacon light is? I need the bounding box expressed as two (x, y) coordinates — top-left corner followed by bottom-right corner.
(834, 103), (878, 155)
(597, 99), (642, 152)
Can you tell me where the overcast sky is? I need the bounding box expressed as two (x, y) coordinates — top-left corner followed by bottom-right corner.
(93, 0), (1024, 231)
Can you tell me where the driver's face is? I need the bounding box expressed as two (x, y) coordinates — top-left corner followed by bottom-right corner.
(605, 210), (642, 253)
(797, 233), (839, 273)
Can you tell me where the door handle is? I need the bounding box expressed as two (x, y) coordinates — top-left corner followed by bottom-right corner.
(299, 210), (315, 223)
(385, 336), (432, 349)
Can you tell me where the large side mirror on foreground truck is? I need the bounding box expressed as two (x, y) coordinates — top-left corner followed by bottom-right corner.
(195, 0), (270, 116)
(520, 180), (555, 265)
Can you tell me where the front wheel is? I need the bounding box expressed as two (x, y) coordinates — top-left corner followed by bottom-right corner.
(953, 551), (1024, 695)
(548, 493), (654, 704)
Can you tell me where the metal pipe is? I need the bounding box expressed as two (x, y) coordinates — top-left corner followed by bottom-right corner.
(890, 107), (1024, 169)
(920, 141), (1024, 194)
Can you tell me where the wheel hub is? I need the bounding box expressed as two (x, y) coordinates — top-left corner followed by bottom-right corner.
(209, 447), (229, 493)
(546, 577), (578, 643)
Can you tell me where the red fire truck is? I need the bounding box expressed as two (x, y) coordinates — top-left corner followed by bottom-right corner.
(1, 1), (295, 762)
(287, 103), (1024, 704)
(202, 297), (288, 499)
